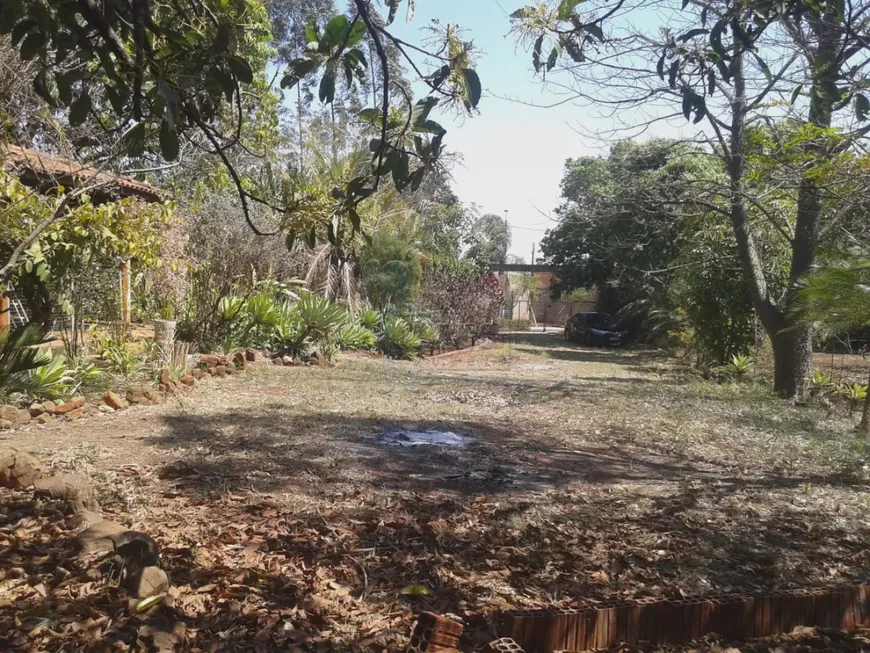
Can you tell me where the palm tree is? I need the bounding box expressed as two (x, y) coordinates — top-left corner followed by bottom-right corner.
(793, 254), (870, 433)
(510, 273), (541, 327)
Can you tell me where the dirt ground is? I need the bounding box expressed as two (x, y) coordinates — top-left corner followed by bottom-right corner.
(2, 333), (870, 652)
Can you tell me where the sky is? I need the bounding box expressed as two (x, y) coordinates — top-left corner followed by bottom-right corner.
(389, 0), (608, 262)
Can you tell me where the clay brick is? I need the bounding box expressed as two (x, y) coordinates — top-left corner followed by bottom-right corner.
(636, 597), (663, 643)
(484, 637), (525, 653)
(408, 612), (463, 653)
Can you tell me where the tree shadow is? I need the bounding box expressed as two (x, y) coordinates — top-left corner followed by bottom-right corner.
(148, 410), (724, 498)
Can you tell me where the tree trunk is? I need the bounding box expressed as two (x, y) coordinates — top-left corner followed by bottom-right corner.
(770, 325), (813, 399)
(860, 365), (870, 436)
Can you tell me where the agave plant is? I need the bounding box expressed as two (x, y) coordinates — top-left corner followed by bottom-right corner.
(245, 293), (283, 328)
(336, 322), (377, 350)
(357, 307), (379, 331)
(296, 293), (346, 339)
(22, 352), (74, 399)
(218, 295), (245, 323)
(0, 325), (53, 395)
(380, 316), (422, 360)
(724, 354), (753, 378)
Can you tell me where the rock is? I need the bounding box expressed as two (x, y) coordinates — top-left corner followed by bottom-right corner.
(179, 375), (195, 386)
(14, 409), (30, 425)
(143, 389), (165, 404)
(36, 413), (52, 425)
(233, 351), (247, 370)
(245, 349), (256, 362)
(207, 366), (217, 377)
(0, 419), (13, 430)
(199, 354), (221, 366)
(0, 405), (20, 423)
(224, 365), (234, 375)
(191, 368), (203, 380)
(282, 355), (294, 366)
(53, 396), (85, 415)
(42, 400), (56, 413)
(29, 402), (45, 417)
(315, 351), (333, 367)
(160, 367), (171, 385)
(272, 356), (284, 365)
(65, 407), (84, 420)
(157, 383), (167, 392)
(76, 520), (125, 553)
(0, 447), (43, 488)
(126, 386), (148, 405)
(215, 365), (227, 377)
(103, 390), (126, 410)
(133, 566), (169, 599)
(97, 404), (114, 414)
(33, 473), (99, 511)
(68, 509), (104, 531)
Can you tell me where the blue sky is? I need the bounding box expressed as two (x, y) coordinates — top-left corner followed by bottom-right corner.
(389, 0), (605, 261)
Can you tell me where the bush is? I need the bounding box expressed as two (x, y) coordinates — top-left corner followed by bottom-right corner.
(336, 322), (378, 350)
(497, 318), (531, 331)
(380, 316), (422, 360)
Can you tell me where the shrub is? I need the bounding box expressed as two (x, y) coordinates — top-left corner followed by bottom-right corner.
(723, 354), (753, 378)
(336, 322), (378, 350)
(497, 318), (531, 331)
(380, 316), (422, 360)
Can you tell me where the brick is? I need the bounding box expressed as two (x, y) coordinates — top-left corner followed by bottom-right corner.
(484, 638), (525, 653)
(408, 612), (462, 653)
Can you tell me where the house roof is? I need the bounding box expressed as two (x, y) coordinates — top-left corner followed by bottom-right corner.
(1, 145), (163, 203)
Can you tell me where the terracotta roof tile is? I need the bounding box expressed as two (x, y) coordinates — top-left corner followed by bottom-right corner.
(1, 145), (163, 202)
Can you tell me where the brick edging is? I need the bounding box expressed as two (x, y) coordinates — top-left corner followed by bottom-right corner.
(501, 585), (870, 652)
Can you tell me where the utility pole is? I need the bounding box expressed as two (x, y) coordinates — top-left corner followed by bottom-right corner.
(531, 243), (535, 265)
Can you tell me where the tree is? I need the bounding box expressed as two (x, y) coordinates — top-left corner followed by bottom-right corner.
(793, 253), (870, 433)
(421, 265), (504, 345)
(3, 0), (482, 272)
(509, 272), (541, 325)
(465, 213), (512, 268)
(511, 0), (870, 397)
(360, 231), (422, 309)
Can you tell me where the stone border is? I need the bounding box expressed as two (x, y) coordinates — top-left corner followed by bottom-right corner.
(0, 349), (264, 431)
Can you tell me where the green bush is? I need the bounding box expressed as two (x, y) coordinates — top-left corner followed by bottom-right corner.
(380, 316), (423, 360)
(336, 322), (378, 350)
(497, 318), (531, 331)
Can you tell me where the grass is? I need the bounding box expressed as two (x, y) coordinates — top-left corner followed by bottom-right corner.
(2, 332), (870, 652)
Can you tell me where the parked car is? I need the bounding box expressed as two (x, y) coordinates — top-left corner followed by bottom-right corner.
(564, 312), (626, 347)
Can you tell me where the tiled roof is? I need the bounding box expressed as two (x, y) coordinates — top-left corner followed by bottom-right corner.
(1, 144), (163, 202)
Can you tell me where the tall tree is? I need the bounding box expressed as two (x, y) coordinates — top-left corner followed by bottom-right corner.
(465, 213), (512, 267)
(511, 0), (870, 397)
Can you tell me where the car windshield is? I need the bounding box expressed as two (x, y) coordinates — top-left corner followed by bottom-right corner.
(585, 314), (615, 330)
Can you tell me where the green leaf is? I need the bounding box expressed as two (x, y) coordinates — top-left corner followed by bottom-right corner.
(305, 20), (318, 43)
(157, 75), (180, 104)
(214, 25), (230, 53)
(392, 151), (410, 189)
(124, 123), (146, 158)
(227, 56), (254, 84)
(69, 93), (91, 126)
(20, 30), (46, 60)
(32, 71), (55, 106)
(463, 68), (482, 109)
(656, 52), (666, 80)
(790, 84), (803, 105)
(285, 232), (296, 251)
(319, 69), (336, 104)
(856, 93), (870, 121)
(415, 119), (446, 135)
(400, 584), (433, 597)
(557, 0), (584, 19)
(281, 58), (318, 89)
(159, 120), (179, 161)
(411, 96), (438, 126)
(106, 86), (127, 114)
(677, 28), (708, 43)
(347, 20), (366, 47)
(135, 595), (164, 614)
(323, 14), (348, 46)
(532, 35), (544, 72)
(10, 19), (34, 46)
(510, 7), (535, 19)
(546, 47), (559, 72)
(359, 108), (382, 124)
(305, 225), (317, 249)
(751, 52), (771, 81)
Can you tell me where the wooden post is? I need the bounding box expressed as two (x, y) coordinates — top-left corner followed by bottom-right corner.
(120, 259), (131, 334)
(0, 292), (8, 336)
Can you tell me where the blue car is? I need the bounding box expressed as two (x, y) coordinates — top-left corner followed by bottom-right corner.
(564, 312), (626, 347)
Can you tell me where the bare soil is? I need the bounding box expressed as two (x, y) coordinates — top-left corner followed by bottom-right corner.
(2, 333), (870, 652)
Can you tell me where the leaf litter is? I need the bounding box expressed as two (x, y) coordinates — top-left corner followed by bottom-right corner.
(1, 334), (870, 651)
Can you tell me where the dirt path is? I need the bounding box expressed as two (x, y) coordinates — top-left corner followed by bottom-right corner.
(3, 334), (870, 651)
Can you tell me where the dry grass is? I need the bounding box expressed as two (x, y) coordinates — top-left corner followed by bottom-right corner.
(2, 333), (870, 651)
